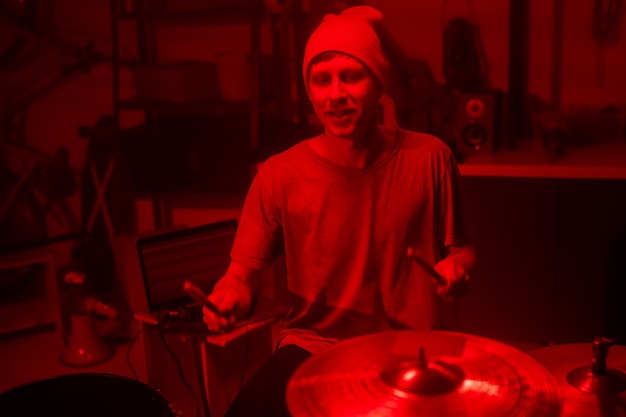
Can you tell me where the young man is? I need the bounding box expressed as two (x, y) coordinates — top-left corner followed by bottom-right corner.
(203, 6), (475, 416)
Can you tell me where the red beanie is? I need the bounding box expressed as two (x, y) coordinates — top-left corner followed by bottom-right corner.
(302, 6), (389, 92)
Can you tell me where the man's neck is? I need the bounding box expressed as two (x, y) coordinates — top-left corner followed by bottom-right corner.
(311, 125), (395, 168)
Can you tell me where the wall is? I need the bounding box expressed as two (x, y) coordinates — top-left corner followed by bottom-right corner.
(370, 0), (626, 108)
(3, 1), (625, 179)
(458, 176), (626, 345)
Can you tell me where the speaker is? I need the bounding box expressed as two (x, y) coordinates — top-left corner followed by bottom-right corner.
(452, 90), (502, 153)
(60, 314), (115, 367)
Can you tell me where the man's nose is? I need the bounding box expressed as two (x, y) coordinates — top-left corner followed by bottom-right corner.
(329, 79), (347, 100)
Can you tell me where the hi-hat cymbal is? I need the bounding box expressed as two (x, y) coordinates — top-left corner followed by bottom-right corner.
(286, 330), (562, 417)
(529, 342), (626, 417)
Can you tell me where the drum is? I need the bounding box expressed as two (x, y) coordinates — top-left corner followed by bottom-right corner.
(0, 373), (175, 417)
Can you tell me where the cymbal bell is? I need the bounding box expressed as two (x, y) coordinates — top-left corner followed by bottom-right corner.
(530, 342), (626, 417)
(379, 347), (465, 396)
(287, 330), (562, 417)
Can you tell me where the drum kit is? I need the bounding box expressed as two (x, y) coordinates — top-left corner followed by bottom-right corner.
(286, 331), (626, 417)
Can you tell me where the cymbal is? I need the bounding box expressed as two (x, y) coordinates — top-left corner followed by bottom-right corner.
(286, 330), (562, 417)
(529, 342), (626, 417)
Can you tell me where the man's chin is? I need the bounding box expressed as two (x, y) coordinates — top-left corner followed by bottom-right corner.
(324, 125), (357, 139)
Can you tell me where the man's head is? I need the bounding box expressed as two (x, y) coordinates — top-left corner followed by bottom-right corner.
(302, 6), (389, 93)
(303, 6), (389, 139)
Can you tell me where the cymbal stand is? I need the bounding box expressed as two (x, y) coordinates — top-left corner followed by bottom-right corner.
(566, 337), (626, 394)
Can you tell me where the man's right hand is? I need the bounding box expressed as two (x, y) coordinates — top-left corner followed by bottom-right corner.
(202, 288), (240, 333)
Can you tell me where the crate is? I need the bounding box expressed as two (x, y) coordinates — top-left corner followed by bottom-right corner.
(0, 249), (60, 338)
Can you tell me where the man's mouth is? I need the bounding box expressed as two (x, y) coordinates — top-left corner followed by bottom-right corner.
(327, 109), (355, 119)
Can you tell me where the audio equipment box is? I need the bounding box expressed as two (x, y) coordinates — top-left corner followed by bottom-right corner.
(451, 89), (503, 153)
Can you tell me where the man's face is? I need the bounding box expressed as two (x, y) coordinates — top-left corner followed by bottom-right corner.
(308, 54), (382, 140)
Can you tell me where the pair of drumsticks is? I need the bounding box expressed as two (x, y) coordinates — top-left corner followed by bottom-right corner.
(185, 248), (445, 319)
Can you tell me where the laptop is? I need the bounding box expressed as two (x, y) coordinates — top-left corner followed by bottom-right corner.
(135, 219), (238, 332)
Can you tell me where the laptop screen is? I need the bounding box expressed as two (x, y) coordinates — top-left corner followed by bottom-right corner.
(136, 219), (237, 313)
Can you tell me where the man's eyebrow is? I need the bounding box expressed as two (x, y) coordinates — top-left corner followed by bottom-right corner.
(310, 71), (330, 78)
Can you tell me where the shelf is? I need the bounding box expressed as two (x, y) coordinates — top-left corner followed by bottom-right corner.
(116, 8), (258, 22)
(111, 0), (265, 151)
(459, 140), (626, 179)
(118, 96), (251, 115)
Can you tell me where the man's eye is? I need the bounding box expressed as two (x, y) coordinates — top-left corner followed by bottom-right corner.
(345, 72), (364, 82)
(312, 76), (330, 85)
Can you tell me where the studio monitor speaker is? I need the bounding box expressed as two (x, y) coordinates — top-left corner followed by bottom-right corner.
(452, 90), (502, 153)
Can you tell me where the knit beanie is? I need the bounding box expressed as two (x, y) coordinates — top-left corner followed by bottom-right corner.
(302, 5), (389, 92)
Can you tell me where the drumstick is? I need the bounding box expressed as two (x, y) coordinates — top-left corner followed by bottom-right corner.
(407, 247), (461, 331)
(183, 281), (225, 318)
(406, 247), (447, 286)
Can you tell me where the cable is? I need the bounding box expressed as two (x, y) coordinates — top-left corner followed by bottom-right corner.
(593, 0), (624, 48)
(441, 0), (490, 90)
(157, 327), (201, 417)
(441, 0), (478, 28)
(592, 0), (623, 85)
(239, 322), (251, 390)
(125, 326), (144, 381)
